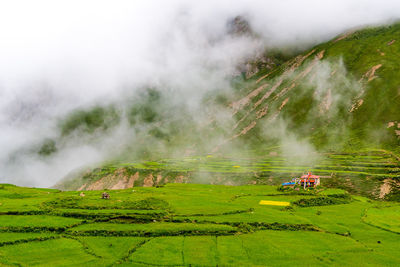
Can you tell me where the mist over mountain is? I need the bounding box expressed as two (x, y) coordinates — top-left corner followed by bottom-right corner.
(1, 0), (400, 187)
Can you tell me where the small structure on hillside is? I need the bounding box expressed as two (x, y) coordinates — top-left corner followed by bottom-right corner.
(101, 192), (110, 199)
(282, 172), (320, 189)
(299, 172), (320, 188)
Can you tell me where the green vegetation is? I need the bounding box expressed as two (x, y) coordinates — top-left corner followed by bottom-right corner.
(363, 205), (400, 233)
(59, 105), (120, 136)
(1, 183), (400, 266)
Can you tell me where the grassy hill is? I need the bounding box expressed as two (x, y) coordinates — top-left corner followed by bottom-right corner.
(56, 150), (400, 201)
(53, 23), (400, 199)
(231, 22), (400, 152)
(1, 183), (400, 266)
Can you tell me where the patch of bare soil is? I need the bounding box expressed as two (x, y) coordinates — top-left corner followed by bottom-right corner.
(269, 98), (290, 121)
(232, 110), (251, 130)
(111, 177), (129, 190)
(143, 174), (154, 187)
(316, 50), (325, 59)
(379, 179), (392, 199)
(387, 121), (396, 128)
(83, 168), (136, 190)
(254, 79), (283, 108)
(256, 105), (268, 119)
(387, 40), (396, 46)
(279, 98), (289, 110)
(110, 169), (139, 190)
(273, 83), (296, 100)
(230, 83), (268, 114)
(156, 174), (163, 185)
(77, 183), (87, 191)
(256, 72), (273, 84)
(362, 64), (383, 82)
(350, 99), (364, 112)
(333, 31), (354, 42)
(87, 176), (108, 190)
(239, 121), (257, 136)
(174, 175), (188, 183)
(231, 121), (257, 140)
(287, 49), (316, 72)
(127, 172), (139, 188)
(290, 50), (324, 84)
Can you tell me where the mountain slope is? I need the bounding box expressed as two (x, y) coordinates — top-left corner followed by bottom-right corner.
(56, 23), (400, 199)
(227, 22), (400, 152)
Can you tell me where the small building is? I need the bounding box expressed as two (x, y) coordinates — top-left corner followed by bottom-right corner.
(299, 172), (320, 188)
(281, 172), (320, 189)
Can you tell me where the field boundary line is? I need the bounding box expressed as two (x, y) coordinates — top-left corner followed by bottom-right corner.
(113, 238), (151, 266)
(0, 235), (60, 248)
(64, 235), (102, 259)
(361, 208), (400, 235)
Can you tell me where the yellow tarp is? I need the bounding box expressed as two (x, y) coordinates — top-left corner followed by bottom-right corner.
(259, 200), (290, 206)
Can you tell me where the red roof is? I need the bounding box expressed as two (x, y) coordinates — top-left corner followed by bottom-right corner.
(300, 173), (320, 179)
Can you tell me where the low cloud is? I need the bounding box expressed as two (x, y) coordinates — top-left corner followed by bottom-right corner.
(0, 0), (399, 186)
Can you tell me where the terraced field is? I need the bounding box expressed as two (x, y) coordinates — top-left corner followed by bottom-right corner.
(63, 149), (400, 200)
(0, 183), (399, 266)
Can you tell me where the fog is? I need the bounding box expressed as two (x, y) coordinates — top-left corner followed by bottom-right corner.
(1, 0), (399, 186)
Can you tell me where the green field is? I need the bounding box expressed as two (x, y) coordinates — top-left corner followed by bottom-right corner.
(0, 183), (399, 266)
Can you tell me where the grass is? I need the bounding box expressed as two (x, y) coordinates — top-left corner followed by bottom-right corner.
(363, 205), (400, 233)
(0, 182), (400, 265)
(0, 238), (99, 266)
(128, 236), (184, 265)
(76, 236), (147, 265)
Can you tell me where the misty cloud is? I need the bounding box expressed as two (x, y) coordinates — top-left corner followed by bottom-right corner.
(0, 0), (399, 186)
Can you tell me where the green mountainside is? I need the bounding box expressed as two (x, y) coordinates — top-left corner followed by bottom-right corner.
(231, 22), (400, 152)
(54, 23), (400, 200)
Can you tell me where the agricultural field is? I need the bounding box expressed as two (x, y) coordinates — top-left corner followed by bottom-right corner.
(60, 149), (400, 201)
(0, 182), (399, 266)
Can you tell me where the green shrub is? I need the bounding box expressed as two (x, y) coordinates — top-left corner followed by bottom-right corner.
(59, 106), (119, 136)
(293, 195), (351, 207)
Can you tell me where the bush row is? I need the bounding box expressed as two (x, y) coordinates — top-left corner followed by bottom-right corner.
(167, 218), (320, 232)
(67, 229), (237, 237)
(51, 211), (167, 221)
(177, 208), (254, 217)
(0, 222), (85, 233)
(0, 236), (59, 247)
(293, 195), (351, 207)
(0, 211), (46, 216)
(0, 226), (66, 233)
(42, 197), (170, 210)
